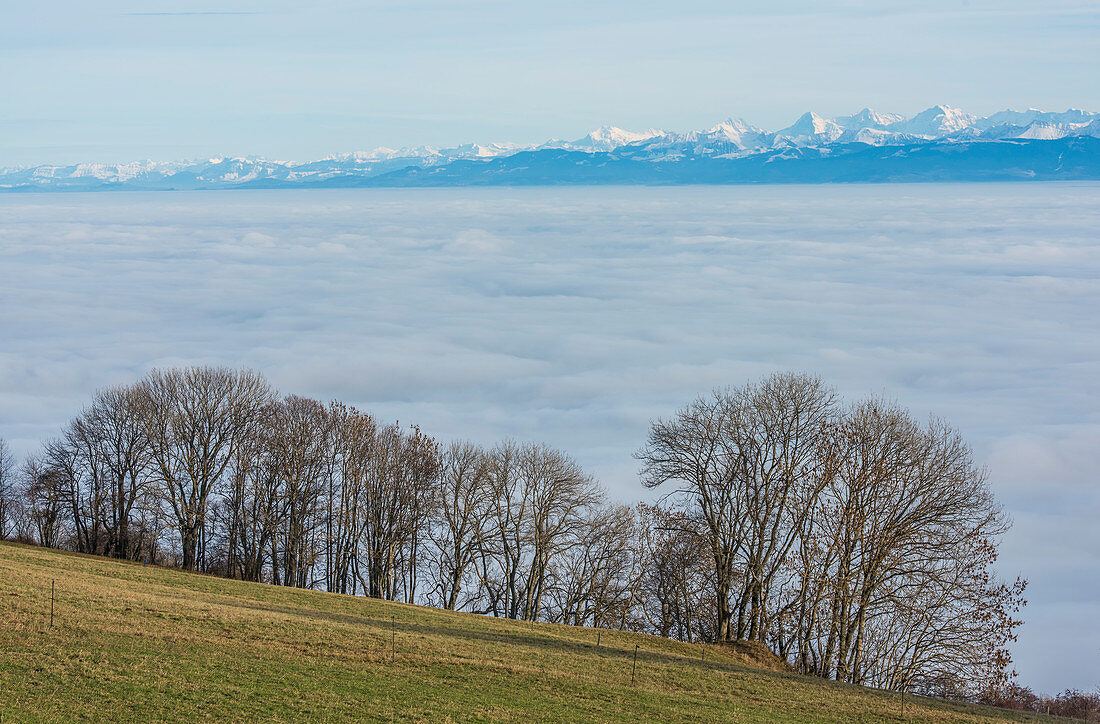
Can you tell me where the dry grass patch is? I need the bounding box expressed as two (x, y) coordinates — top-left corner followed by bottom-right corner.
(0, 542), (1054, 723)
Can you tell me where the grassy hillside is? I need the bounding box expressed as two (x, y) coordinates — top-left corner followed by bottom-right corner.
(0, 542), (1049, 723)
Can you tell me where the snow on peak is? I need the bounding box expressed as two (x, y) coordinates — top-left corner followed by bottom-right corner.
(892, 105), (976, 136)
(834, 108), (905, 130)
(1012, 122), (1069, 140)
(1070, 119), (1100, 138)
(331, 146), (442, 162)
(711, 117), (759, 134)
(976, 108), (1100, 131)
(773, 112), (843, 145)
(697, 118), (767, 149)
(571, 126), (664, 151)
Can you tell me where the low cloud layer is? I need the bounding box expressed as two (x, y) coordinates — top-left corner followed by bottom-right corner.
(0, 184), (1097, 691)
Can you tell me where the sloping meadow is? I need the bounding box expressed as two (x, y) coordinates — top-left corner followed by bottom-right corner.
(0, 542), (1050, 723)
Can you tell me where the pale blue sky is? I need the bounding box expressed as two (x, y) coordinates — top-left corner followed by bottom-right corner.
(3, 0), (1099, 165)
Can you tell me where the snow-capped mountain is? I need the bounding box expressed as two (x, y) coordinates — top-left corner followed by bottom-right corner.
(888, 105), (977, 137)
(563, 126), (666, 152)
(616, 118), (769, 161)
(703, 118), (766, 147)
(771, 112), (845, 147)
(3, 105), (1099, 190)
(1074, 119), (1100, 139)
(833, 108), (905, 131)
(972, 108), (1099, 131)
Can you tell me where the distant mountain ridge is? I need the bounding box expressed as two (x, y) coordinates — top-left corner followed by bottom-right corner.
(4, 105), (1100, 190)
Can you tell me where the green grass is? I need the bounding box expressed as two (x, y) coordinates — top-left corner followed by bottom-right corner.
(0, 541), (1051, 723)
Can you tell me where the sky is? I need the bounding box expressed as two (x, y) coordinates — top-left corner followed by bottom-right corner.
(0, 184), (1097, 693)
(2, 0), (1100, 166)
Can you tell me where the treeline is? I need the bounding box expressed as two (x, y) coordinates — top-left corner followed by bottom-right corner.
(0, 368), (1026, 702)
(988, 686), (1100, 720)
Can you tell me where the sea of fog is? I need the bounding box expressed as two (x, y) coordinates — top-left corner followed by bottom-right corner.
(0, 183), (1097, 691)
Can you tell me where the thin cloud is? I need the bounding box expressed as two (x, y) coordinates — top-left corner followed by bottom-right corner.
(121, 10), (261, 16)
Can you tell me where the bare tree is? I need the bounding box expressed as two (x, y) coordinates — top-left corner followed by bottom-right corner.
(44, 429), (101, 554)
(428, 440), (493, 610)
(725, 373), (836, 642)
(220, 403), (281, 582)
(518, 442), (602, 621)
(547, 503), (637, 629)
(137, 367), (273, 571)
(0, 437), (14, 539)
(89, 385), (153, 558)
(638, 375), (1021, 694)
(795, 398), (1020, 691)
(48, 385), (154, 559)
(635, 504), (718, 642)
(357, 422), (438, 601)
(637, 390), (744, 641)
(324, 402), (376, 595)
(269, 395), (331, 588)
(19, 454), (66, 548)
(474, 440), (523, 618)
(474, 441), (602, 621)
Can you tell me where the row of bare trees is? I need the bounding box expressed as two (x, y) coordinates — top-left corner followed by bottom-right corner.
(0, 367), (1025, 700)
(0, 367), (611, 613)
(636, 372), (1027, 699)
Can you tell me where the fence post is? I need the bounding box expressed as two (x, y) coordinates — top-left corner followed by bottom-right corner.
(596, 631), (601, 648)
(631, 644), (639, 685)
(391, 615), (396, 662)
(50, 580), (55, 628)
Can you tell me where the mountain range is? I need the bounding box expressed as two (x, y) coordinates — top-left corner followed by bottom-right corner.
(4, 105), (1100, 190)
